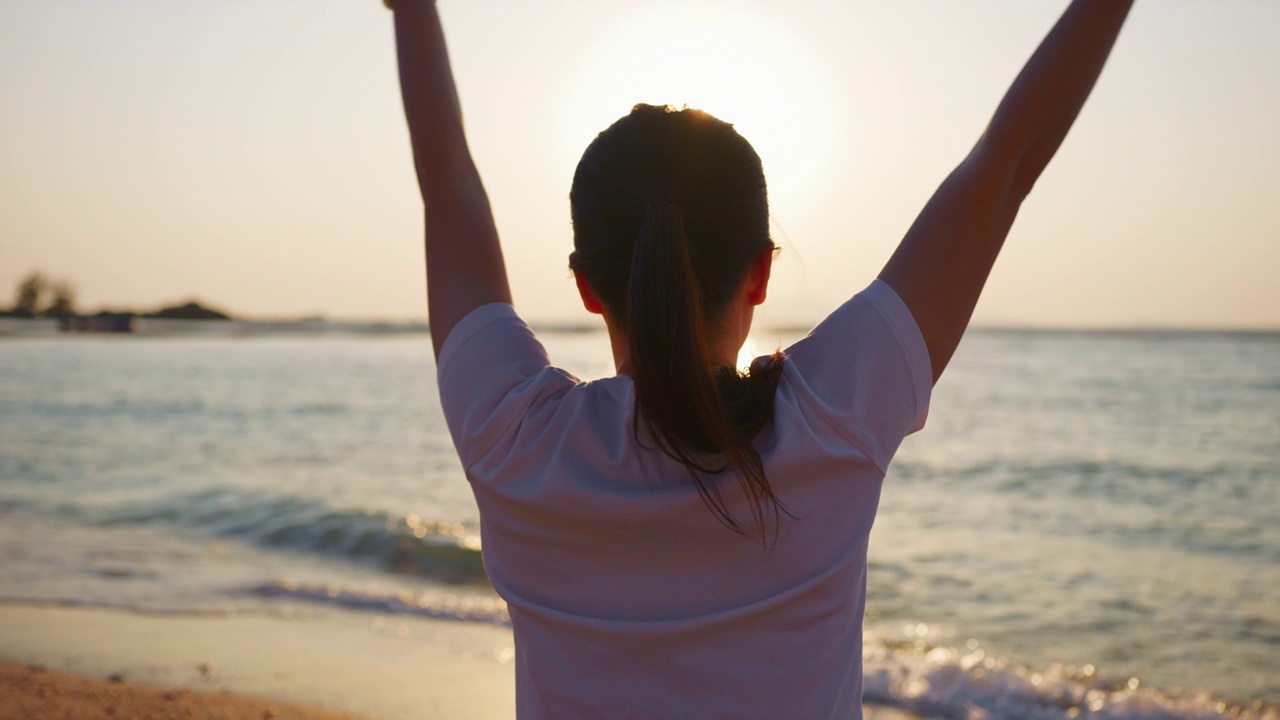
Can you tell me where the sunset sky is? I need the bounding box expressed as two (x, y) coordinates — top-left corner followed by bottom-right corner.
(1, 0), (1277, 328)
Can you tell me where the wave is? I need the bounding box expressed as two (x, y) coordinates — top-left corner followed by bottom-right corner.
(863, 643), (1277, 720)
(245, 581), (510, 627)
(232, 578), (1275, 720)
(79, 488), (491, 587)
(889, 457), (1278, 563)
(5, 576), (1272, 719)
(899, 458), (1229, 492)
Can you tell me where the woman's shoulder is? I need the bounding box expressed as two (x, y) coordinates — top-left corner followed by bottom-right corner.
(772, 280), (932, 469)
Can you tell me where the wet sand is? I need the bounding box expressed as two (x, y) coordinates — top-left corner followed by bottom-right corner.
(0, 603), (922, 720)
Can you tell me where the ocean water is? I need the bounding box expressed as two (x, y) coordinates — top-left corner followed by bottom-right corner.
(1, 327), (1277, 719)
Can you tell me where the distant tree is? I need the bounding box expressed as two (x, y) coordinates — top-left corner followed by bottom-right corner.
(11, 271), (48, 317)
(44, 280), (78, 318)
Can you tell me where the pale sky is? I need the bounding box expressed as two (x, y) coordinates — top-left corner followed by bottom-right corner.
(1, 0), (1277, 328)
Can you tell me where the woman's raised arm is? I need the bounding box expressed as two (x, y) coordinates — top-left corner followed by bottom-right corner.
(393, 0), (511, 357)
(879, 0), (1135, 383)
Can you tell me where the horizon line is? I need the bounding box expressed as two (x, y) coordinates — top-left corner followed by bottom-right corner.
(2, 315), (1278, 338)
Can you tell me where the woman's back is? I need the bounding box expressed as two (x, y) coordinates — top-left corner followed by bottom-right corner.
(439, 283), (930, 717)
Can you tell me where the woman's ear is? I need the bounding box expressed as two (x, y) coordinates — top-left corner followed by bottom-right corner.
(573, 270), (605, 315)
(746, 248), (774, 306)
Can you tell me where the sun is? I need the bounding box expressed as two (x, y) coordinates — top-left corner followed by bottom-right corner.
(557, 2), (841, 218)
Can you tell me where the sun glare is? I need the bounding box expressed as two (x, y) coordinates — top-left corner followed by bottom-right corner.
(736, 337), (762, 373)
(559, 2), (840, 216)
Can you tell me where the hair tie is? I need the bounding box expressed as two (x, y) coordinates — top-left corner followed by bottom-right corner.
(644, 200), (680, 222)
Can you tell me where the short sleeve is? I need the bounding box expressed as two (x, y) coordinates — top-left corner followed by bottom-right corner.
(782, 279), (932, 472)
(436, 303), (573, 471)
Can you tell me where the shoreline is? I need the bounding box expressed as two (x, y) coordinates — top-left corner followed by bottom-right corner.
(0, 602), (923, 720)
(0, 602), (517, 720)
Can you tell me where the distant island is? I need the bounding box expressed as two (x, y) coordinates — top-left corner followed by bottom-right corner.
(147, 301), (231, 320)
(1, 271), (231, 332)
(0, 270), (438, 337)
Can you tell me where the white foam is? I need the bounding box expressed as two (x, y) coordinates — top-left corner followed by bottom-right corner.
(862, 642), (1277, 720)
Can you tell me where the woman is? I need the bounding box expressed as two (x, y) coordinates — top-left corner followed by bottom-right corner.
(391, 1), (1134, 717)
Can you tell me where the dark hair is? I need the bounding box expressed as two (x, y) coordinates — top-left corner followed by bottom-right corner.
(569, 104), (788, 539)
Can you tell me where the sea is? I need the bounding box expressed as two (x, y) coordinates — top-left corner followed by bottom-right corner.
(1, 322), (1277, 720)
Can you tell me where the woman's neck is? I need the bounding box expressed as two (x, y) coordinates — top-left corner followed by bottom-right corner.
(603, 306), (754, 377)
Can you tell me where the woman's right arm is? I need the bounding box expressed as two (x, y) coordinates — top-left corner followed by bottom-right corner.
(393, 0), (512, 357)
(878, 0), (1135, 384)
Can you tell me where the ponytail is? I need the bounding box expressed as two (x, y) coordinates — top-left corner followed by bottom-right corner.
(570, 104), (788, 541)
(627, 201), (787, 541)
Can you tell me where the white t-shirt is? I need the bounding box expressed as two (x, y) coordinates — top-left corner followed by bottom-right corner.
(438, 279), (931, 720)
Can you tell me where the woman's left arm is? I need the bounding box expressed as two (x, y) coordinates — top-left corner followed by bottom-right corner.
(879, 0), (1134, 384)
(392, 0), (511, 357)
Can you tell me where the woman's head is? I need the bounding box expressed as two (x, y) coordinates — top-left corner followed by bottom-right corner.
(569, 104), (787, 540)
(569, 104), (772, 323)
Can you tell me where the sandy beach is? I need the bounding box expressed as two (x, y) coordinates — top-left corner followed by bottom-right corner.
(0, 603), (923, 720)
(0, 603), (516, 720)
(1, 660), (370, 720)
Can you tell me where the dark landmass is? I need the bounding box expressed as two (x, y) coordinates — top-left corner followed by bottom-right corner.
(1, 298), (233, 333)
(144, 301), (231, 320)
(1, 299), (231, 321)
